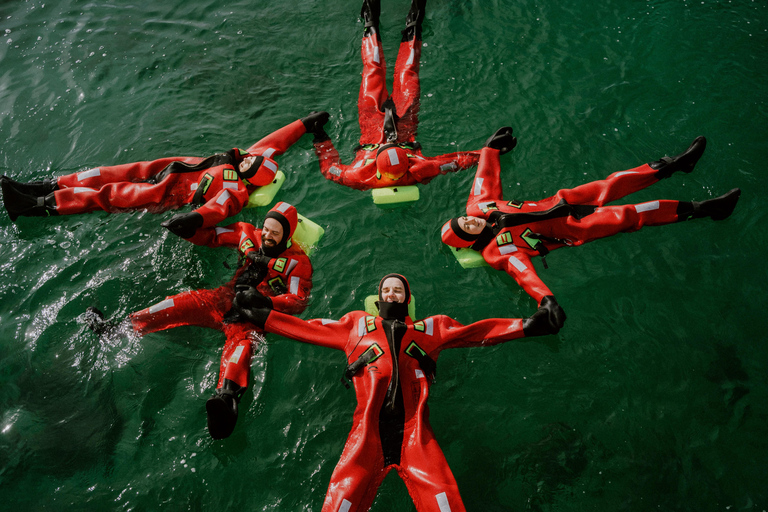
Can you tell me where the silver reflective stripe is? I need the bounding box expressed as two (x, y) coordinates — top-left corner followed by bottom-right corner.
(339, 500), (352, 512)
(149, 299), (174, 314)
(387, 148), (400, 165)
(277, 202), (291, 213)
(406, 48), (415, 65)
(479, 201), (494, 210)
(285, 259), (298, 275)
(415, 369), (425, 379)
(190, 183), (198, 191)
(441, 223), (450, 235)
(354, 160), (364, 168)
(215, 227), (234, 235)
(425, 317), (434, 336)
(77, 168), (101, 180)
(373, 45), (380, 64)
(239, 232), (247, 242)
(330, 166), (342, 176)
(264, 159), (277, 172)
(262, 148), (276, 158)
(498, 243), (518, 255)
(320, 319), (338, 325)
(473, 177), (484, 196)
(73, 187), (94, 194)
(229, 345), (244, 364)
(436, 492), (452, 511)
(222, 182), (238, 190)
(635, 201), (660, 213)
(509, 256), (527, 272)
(289, 276), (299, 295)
(216, 190), (231, 205)
(358, 317), (366, 337)
(614, 170), (638, 177)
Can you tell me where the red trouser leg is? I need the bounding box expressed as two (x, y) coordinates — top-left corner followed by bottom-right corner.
(550, 199), (682, 245)
(56, 157), (203, 188)
(553, 163), (660, 207)
(129, 286), (261, 391)
(321, 429), (388, 512)
(52, 176), (188, 215)
(391, 38), (422, 143)
(358, 33), (388, 145)
(216, 323), (262, 389)
(399, 431), (466, 512)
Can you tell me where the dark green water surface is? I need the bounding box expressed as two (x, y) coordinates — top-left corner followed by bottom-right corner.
(1, 0), (766, 510)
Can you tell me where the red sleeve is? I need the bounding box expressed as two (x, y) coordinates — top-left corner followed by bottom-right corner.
(466, 147), (504, 216)
(432, 314), (526, 350)
(185, 222), (260, 258)
(244, 119), (308, 158)
(409, 150), (481, 183)
(264, 310), (361, 351)
(268, 254), (313, 314)
(313, 140), (376, 190)
(484, 248), (552, 305)
(192, 183), (251, 227)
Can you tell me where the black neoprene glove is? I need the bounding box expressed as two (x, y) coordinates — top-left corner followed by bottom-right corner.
(161, 212), (204, 239)
(233, 284), (273, 310)
(522, 295), (567, 337)
(247, 251), (273, 269)
(301, 111), (330, 142)
(484, 127), (517, 155)
(231, 284), (272, 328)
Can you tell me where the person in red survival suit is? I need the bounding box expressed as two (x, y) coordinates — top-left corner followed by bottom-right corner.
(234, 273), (553, 511)
(86, 201), (313, 439)
(0, 113), (329, 238)
(441, 128), (741, 334)
(309, 0), (482, 191)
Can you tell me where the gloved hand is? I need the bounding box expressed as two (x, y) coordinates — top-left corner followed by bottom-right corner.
(301, 111), (330, 142)
(233, 284), (273, 310)
(247, 251), (273, 269)
(161, 212), (204, 239)
(484, 126), (517, 155)
(522, 295), (566, 336)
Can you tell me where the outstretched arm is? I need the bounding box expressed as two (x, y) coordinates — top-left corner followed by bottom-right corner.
(409, 150), (481, 183)
(242, 308), (358, 351)
(434, 314), (526, 350)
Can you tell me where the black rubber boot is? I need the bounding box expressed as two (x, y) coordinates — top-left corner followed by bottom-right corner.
(84, 306), (117, 336)
(206, 379), (244, 440)
(650, 136), (707, 179)
(1, 178), (58, 221)
(676, 188), (741, 221)
(0, 175), (58, 196)
(361, 0), (380, 37)
(402, 0), (427, 41)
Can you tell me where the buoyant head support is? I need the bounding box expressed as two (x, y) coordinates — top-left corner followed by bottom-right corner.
(376, 144), (409, 180)
(441, 218), (480, 248)
(262, 201), (298, 257)
(376, 273), (411, 320)
(237, 153), (279, 187)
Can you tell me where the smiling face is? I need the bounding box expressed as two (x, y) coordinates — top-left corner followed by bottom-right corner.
(457, 215), (486, 235)
(261, 218), (284, 248)
(380, 277), (406, 303)
(239, 156), (258, 174)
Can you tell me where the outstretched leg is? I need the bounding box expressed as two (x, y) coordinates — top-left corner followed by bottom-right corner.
(392, 0), (426, 143)
(553, 137), (708, 207)
(320, 433), (388, 512)
(358, 0), (388, 145)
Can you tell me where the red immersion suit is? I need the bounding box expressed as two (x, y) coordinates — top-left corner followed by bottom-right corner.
(447, 147), (688, 305)
(313, 27), (480, 190)
(261, 306), (528, 511)
(130, 215), (312, 392)
(52, 119), (307, 227)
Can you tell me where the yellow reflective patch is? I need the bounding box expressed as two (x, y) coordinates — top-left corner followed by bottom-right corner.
(273, 257), (286, 273)
(365, 316), (377, 332)
(496, 231), (513, 246)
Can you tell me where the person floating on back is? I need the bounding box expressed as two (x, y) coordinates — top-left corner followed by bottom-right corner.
(1, 114), (323, 239)
(306, 0), (482, 191)
(441, 130), (740, 334)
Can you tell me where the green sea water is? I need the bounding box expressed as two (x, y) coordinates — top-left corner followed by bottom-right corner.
(0, 0), (766, 510)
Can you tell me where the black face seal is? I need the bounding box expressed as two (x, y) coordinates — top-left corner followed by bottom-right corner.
(375, 273), (411, 320)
